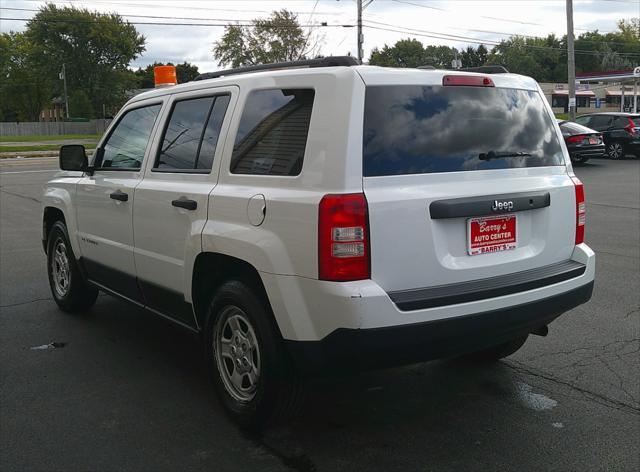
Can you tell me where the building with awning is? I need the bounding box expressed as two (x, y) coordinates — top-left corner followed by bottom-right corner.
(576, 67), (639, 113)
(550, 87), (596, 109)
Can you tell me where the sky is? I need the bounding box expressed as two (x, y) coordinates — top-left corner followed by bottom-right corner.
(1, 0), (638, 73)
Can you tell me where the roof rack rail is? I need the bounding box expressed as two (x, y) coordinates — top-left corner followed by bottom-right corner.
(194, 56), (360, 81)
(458, 65), (509, 74)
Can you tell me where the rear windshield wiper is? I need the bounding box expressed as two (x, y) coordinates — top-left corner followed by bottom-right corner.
(479, 150), (532, 161)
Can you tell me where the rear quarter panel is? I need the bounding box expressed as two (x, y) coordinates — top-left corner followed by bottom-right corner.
(202, 68), (367, 277)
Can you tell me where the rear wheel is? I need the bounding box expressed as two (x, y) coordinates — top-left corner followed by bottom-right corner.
(205, 280), (303, 429)
(46, 221), (98, 312)
(606, 141), (624, 159)
(462, 335), (528, 362)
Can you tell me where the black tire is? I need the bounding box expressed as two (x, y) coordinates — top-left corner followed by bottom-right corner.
(462, 335), (528, 362)
(570, 154), (589, 165)
(606, 141), (625, 159)
(204, 280), (303, 429)
(46, 221), (98, 313)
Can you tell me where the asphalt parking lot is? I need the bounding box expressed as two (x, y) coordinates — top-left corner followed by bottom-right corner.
(1, 157), (638, 472)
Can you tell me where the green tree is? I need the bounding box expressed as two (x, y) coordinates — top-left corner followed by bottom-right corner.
(24, 4), (145, 118)
(368, 39), (458, 68)
(0, 32), (53, 121)
(134, 62), (200, 88)
(574, 22), (640, 73)
(369, 38), (428, 67)
(69, 90), (94, 118)
(487, 35), (565, 82)
(460, 44), (488, 68)
(423, 45), (458, 68)
(213, 9), (319, 67)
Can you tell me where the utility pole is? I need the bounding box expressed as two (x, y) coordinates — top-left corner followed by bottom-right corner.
(357, 0), (363, 63)
(352, 0), (372, 64)
(60, 63), (70, 120)
(566, 0), (576, 121)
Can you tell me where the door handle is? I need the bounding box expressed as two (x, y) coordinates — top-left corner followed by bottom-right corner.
(110, 190), (128, 202)
(172, 198), (197, 211)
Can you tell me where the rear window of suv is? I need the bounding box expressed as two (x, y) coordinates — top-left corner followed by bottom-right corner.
(363, 85), (564, 176)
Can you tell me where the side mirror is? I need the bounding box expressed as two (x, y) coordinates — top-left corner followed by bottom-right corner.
(59, 145), (88, 172)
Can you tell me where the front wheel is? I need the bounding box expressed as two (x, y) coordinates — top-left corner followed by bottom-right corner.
(606, 141), (625, 159)
(205, 280), (303, 429)
(46, 221), (98, 312)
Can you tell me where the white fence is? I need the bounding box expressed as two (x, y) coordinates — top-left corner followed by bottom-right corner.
(0, 119), (111, 136)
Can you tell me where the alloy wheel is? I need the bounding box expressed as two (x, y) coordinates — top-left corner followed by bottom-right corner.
(52, 238), (71, 298)
(214, 306), (261, 402)
(607, 142), (623, 159)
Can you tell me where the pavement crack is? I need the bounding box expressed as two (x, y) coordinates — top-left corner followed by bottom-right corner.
(594, 249), (640, 259)
(242, 430), (316, 472)
(0, 297), (52, 308)
(587, 202), (640, 210)
(594, 354), (639, 407)
(0, 188), (41, 203)
(624, 307), (639, 319)
(523, 337), (640, 361)
(505, 360), (640, 415)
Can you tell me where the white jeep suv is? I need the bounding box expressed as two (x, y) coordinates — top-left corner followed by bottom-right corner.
(42, 57), (595, 427)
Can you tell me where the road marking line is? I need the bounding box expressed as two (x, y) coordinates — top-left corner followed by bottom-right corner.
(0, 169), (58, 174)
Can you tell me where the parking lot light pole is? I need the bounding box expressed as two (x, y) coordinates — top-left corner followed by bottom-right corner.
(566, 0), (576, 121)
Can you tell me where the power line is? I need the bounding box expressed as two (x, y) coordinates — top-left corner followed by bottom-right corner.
(0, 7), (348, 25)
(364, 10), (630, 46)
(0, 7), (328, 24)
(363, 23), (640, 57)
(6, 0), (347, 16)
(2, 5), (636, 58)
(0, 16), (355, 28)
(364, 18), (639, 50)
(388, 0), (617, 33)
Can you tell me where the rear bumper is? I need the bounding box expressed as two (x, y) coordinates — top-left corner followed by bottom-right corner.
(286, 281), (593, 373)
(567, 144), (605, 159)
(261, 244), (595, 373)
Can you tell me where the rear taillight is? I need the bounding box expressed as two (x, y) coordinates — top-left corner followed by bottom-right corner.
(571, 176), (586, 244)
(567, 134), (587, 143)
(318, 193), (370, 281)
(624, 118), (637, 136)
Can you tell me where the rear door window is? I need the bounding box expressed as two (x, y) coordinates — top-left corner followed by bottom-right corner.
(363, 85), (565, 176)
(156, 95), (230, 172)
(231, 89), (315, 176)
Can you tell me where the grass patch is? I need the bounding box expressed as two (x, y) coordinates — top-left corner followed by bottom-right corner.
(0, 143), (97, 153)
(0, 134), (101, 143)
(555, 113), (569, 120)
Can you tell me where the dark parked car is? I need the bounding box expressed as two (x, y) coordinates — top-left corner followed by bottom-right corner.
(558, 120), (604, 164)
(574, 113), (640, 159)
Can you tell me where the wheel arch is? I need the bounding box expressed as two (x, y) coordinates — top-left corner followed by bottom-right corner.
(191, 252), (278, 333)
(42, 206), (67, 254)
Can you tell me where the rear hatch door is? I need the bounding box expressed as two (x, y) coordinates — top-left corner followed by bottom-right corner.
(360, 73), (577, 295)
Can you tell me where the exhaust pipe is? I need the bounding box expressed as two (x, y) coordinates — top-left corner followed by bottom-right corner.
(531, 325), (549, 337)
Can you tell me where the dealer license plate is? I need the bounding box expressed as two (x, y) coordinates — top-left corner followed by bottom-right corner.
(467, 214), (517, 256)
